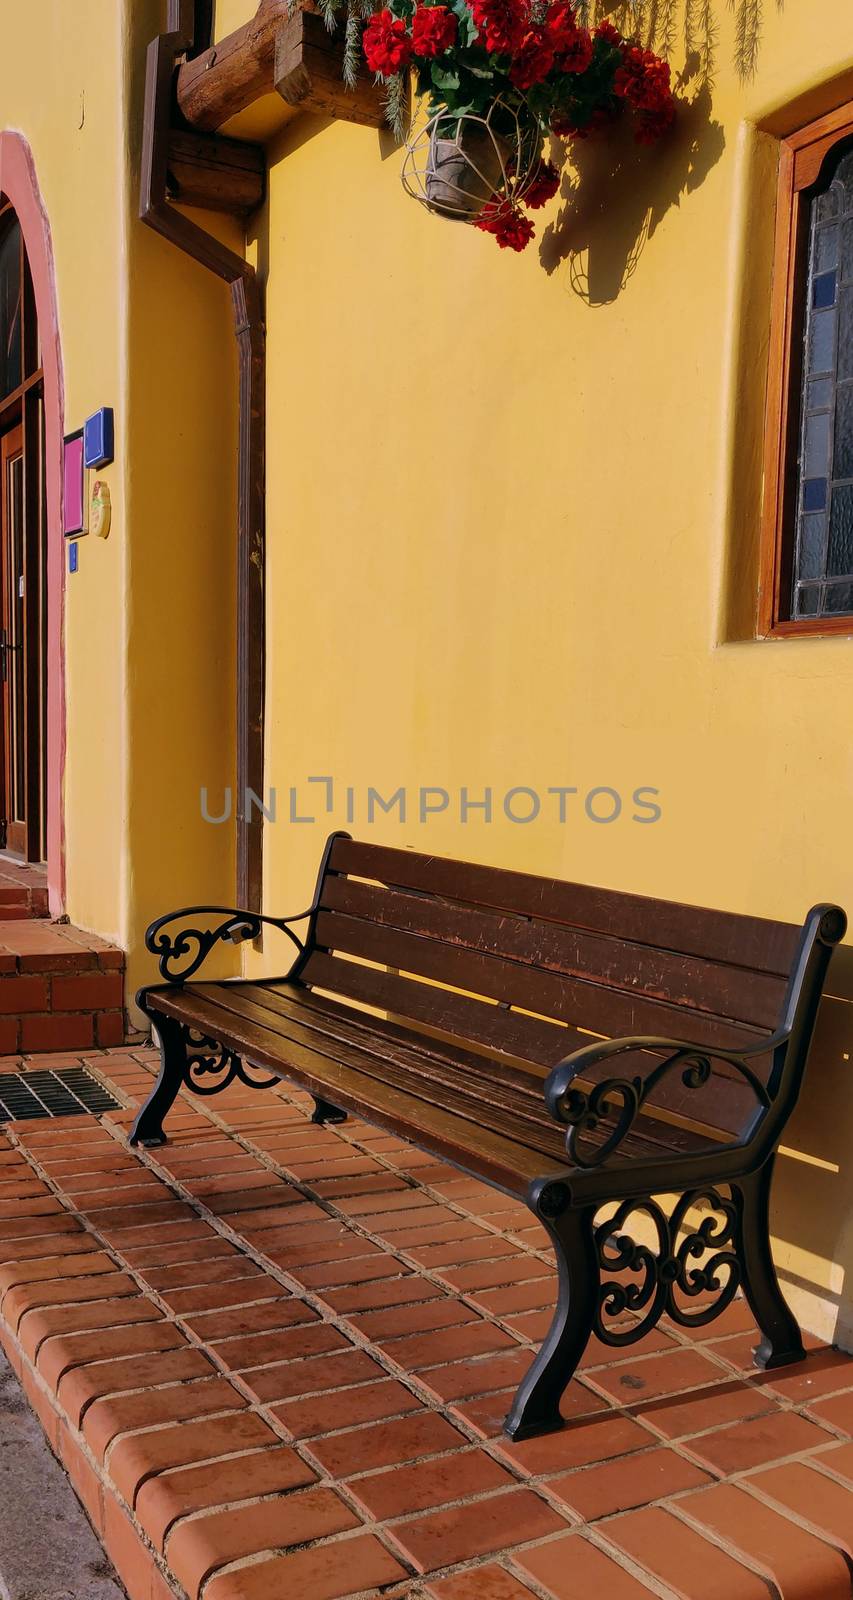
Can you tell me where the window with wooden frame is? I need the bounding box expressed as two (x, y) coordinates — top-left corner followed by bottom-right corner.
(760, 105), (853, 637)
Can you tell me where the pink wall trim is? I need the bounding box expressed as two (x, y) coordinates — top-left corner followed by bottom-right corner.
(0, 133), (65, 915)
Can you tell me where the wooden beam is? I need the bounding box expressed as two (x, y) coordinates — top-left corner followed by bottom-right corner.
(176, 0), (386, 134)
(176, 0), (290, 132)
(274, 11), (386, 128)
(166, 130), (266, 215)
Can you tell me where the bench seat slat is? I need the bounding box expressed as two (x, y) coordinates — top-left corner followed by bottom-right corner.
(302, 951), (588, 1068)
(329, 839), (801, 976)
(309, 912), (765, 1058)
(287, 973), (763, 1140)
(148, 987), (564, 1195)
(203, 981), (570, 1160)
(253, 982), (551, 1100)
(250, 984), (724, 1159)
(184, 982), (720, 1171)
(319, 875), (787, 1030)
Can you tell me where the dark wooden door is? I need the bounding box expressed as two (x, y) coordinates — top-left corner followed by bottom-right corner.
(0, 424), (27, 855)
(0, 205), (47, 864)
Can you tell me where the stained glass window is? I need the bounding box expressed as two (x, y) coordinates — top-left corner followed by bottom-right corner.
(791, 145), (853, 619)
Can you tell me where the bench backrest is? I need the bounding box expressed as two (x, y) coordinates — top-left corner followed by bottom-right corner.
(298, 835), (815, 1140)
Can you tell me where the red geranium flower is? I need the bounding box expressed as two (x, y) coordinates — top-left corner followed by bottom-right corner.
(523, 160), (560, 208)
(558, 26), (592, 72)
(363, 9), (413, 75)
(411, 5), (457, 57)
(509, 26), (555, 88)
(470, 0), (529, 54)
(594, 18), (623, 46)
(476, 199), (535, 250)
(544, 0), (576, 49)
(545, 3), (592, 71)
(614, 46), (673, 113)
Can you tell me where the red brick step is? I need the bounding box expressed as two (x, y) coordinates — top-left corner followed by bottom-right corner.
(0, 859), (49, 919)
(0, 921), (125, 1053)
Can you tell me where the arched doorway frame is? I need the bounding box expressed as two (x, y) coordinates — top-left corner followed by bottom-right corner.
(0, 133), (64, 914)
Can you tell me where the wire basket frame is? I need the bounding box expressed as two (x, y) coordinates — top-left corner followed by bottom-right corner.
(401, 97), (543, 224)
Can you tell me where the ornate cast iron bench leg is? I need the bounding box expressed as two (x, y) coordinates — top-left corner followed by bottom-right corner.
(129, 1011), (188, 1148)
(130, 1003), (282, 1146)
(503, 1182), (598, 1441)
(735, 1159), (805, 1369)
(503, 1170), (797, 1439)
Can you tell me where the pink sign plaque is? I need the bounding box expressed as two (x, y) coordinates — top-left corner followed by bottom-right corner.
(63, 431), (85, 536)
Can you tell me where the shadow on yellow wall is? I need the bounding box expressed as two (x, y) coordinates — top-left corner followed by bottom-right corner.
(540, 72), (725, 297)
(775, 949), (853, 1346)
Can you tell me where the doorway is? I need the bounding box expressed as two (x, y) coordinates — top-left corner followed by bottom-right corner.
(0, 203), (46, 861)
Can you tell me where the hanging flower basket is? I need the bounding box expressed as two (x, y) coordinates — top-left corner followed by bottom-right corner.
(402, 98), (539, 223)
(352, 0), (678, 251)
(424, 117), (510, 218)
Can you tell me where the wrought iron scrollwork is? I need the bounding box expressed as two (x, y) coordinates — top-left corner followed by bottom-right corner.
(549, 1043), (773, 1170)
(182, 1027), (279, 1095)
(146, 905), (312, 983)
(595, 1186), (740, 1345)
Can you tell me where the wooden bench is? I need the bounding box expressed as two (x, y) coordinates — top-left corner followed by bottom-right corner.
(130, 832), (846, 1440)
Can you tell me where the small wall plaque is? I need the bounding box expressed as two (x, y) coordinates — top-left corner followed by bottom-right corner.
(91, 479), (111, 539)
(84, 408), (114, 471)
(63, 431), (86, 537)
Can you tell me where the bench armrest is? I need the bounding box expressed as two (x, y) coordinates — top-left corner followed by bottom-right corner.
(544, 1032), (785, 1170)
(145, 904), (313, 984)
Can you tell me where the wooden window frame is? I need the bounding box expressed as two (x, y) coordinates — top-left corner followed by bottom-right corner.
(759, 102), (853, 638)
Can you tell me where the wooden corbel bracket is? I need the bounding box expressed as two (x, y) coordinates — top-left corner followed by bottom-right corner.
(274, 12), (387, 129)
(165, 130), (266, 213)
(176, 0), (385, 135)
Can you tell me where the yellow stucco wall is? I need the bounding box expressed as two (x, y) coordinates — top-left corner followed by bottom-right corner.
(0, 1), (127, 934)
(123, 5), (240, 981)
(248, 1), (853, 1344)
(214, 0), (259, 35)
(0, 2), (239, 968)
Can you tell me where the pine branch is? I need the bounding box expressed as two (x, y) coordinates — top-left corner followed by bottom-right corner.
(630, 0), (648, 40)
(699, 0), (718, 84)
(659, 0), (678, 55)
(384, 71), (408, 141)
(684, 0), (698, 53)
(343, 6), (362, 87)
(733, 0), (762, 78)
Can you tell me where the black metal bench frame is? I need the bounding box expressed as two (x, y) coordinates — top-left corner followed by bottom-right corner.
(129, 832), (846, 1441)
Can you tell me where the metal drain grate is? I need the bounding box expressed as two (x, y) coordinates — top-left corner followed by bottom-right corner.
(0, 1068), (120, 1123)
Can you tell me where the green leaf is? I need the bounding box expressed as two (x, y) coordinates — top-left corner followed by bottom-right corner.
(430, 63), (462, 93)
(449, 0), (479, 49)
